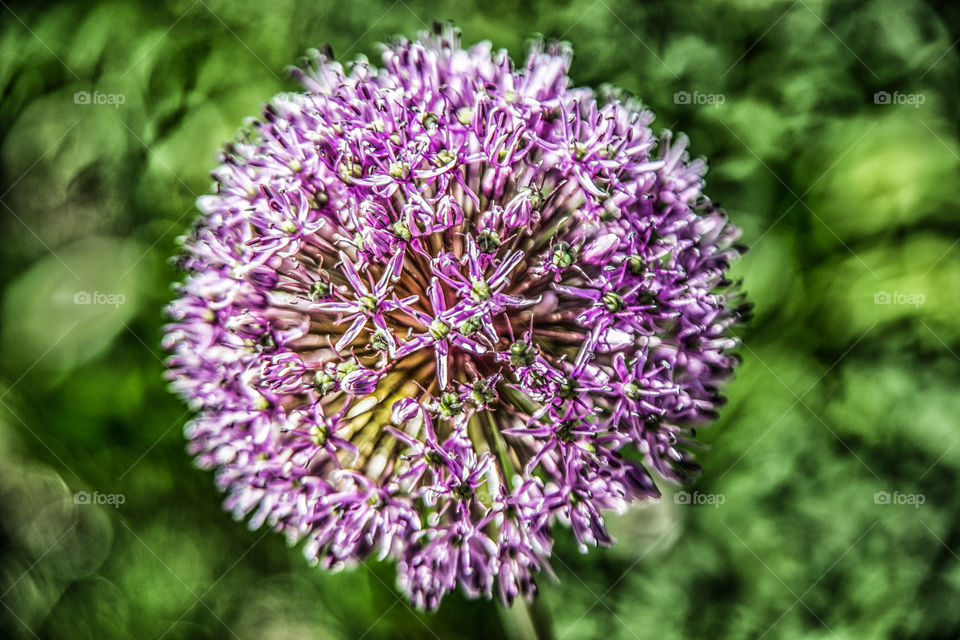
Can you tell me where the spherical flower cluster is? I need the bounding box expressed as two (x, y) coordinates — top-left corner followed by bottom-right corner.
(164, 25), (746, 609)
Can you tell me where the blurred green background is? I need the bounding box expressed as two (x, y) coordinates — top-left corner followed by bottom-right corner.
(1, 0), (959, 638)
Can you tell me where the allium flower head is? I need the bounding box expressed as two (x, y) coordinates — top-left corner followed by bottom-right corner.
(164, 25), (746, 609)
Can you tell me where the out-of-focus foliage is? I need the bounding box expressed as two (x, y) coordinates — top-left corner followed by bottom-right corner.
(1, 0), (958, 638)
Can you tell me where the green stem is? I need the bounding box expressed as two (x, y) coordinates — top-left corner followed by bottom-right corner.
(498, 597), (554, 640)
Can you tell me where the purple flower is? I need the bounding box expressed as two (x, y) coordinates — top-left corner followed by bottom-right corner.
(164, 25), (746, 609)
